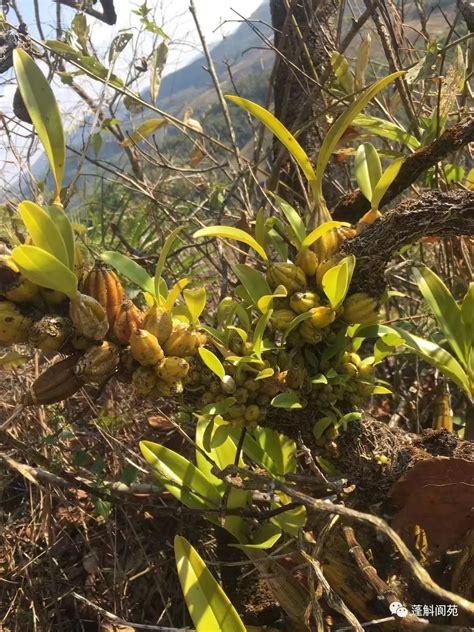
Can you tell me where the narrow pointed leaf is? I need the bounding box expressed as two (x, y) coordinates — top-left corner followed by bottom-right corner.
(267, 192), (306, 246)
(198, 348), (225, 381)
(174, 536), (246, 632)
(13, 49), (65, 201)
(194, 225), (268, 261)
(140, 441), (220, 508)
(154, 226), (184, 299)
(302, 221), (350, 247)
(315, 71), (405, 209)
(101, 251), (154, 294)
(121, 118), (167, 146)
(371, 157), (405, 210)
(413, 266), (467, 366)
(233, 264), (271, 309)
(225, 95), (317, 198)
(354, 143), (382, 202)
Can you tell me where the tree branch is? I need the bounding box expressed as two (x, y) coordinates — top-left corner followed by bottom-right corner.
(333, 117), (474, 223)
(342, 189), (474, 295)
(54, 0), (117, 25)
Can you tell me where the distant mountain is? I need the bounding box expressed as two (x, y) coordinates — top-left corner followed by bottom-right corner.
(45, 2), (273, 187)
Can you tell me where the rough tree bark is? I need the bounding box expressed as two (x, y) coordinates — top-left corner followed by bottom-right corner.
(270, 0), (348, 207)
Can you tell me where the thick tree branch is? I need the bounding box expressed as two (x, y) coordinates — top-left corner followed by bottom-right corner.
(342, 189), (474, 295)
(333, 117), (474, 223)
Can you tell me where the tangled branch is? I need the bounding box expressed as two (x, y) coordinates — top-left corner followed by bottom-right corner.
(343, 189), (474, 295)
(333, 117), (474, 223)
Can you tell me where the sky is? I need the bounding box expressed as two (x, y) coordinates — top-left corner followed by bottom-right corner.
(0, 0), (264, 186)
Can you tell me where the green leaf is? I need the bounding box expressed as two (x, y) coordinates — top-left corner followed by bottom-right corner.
(46, 204), (75, 269)
(121, 118), (167, 146)
(270, 498), (306, 537)
(314, 71), (405, 211)
(154, 227), (184, 299)
(267, 192), (306, 247)
(225, 95), (317, 199)
(331, 51), (354, 94)
(352, 114), (420, 150)
(198, 348), (225, 381)
(255, 367), (275, 380)
(358, 324), (471, 398)
(413, 266), (467, 367)
(371, 157), (405, 210)
(253, 426), (297, 475)
(253, 309), (273, 360)
(194, 225), (268, 261)
(302, 221), (350, 248)
(101, 251), (154, 294)
(12, 245), (77, 298)
(282, 310), (313, 341)
(322, 255), (355, 309)
(174, 536), (246, 632)
(18, 201), (69, 267)
(313, 416), (335, 439)
(140, 441), (221, 509)
(183, 287), (206, 323)
(233, 264), (271, 310)
(372, 385), (392, 394)
(257, 285), (288, 313)
(13, 49), (65, 202)
(271, 392), (303, 410)
(354, 143), (382, 203)
(232, 522), (282, 550)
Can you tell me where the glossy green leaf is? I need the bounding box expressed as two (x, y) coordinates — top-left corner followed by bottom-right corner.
(413, 266), (467, 366)
(101, 251), (154, 294)
(194, 225), (268, 261)
(257, 285), (288, 313)
(18, 201), (69, 267)
(253, 426), (297, 475)
(352, 114), (420, 150)
(164, 277), (190, 311)
(232, 522), (282, 551)
(313, 416), (335, 439)
(371, 157), (405, 210)
(354, 143), (382, 202)
(233, 264), (271, 310)
(255, 367), (275, 380)
(198, 348), (225, 381)
(174, 536), (246, 632)
(12, 245), (78, 298)
(225, 95), (317, 199)
(267, 192), (306, 247)
(271, 392), (303, 410)
(314, 71), (405, 210)
(331, 51), (354, 94)
(322, 255), (355, 309)
(13, 49), (65, 202)
(302, 221), (350, 248)
(282, 310), (313, 341)
(183, 287), (206, 323)
(253, 309), (273, 360)
(154, 226), (184, 299)
(270, 497), (306, 537)
(140, 441), (221, 509)
(47, 204), (75, 269)
(357, 324), (471, 398)
(121, 118), (167, 146)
